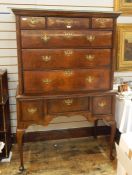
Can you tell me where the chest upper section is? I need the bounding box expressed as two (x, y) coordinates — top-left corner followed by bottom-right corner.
(13, 10), (120, 95)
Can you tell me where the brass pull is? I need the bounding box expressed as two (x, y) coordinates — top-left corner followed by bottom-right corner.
(64, 99), (73, 106)
(86, 76), (94, 83)
(64, 70), (73, 76)
(27, 107), (37, 114)
(29, 18), (38, 25)
(98, 101), (106, 108)
(42, 56), (51, 62)
(95, 18), (109, 27)
(85, 54), (95, 61)
(42, 79), (52, 84)
(41, 34), (50, 42)
(64, 50), (73, 56)
(86, 35), (95, 42)
(64, 32), (73, 39)
(66, 24), (72, 29)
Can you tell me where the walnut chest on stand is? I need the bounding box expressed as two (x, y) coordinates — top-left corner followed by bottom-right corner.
(12, 9), (120, 171)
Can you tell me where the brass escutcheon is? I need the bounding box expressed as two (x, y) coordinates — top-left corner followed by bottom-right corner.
(65, 20), (73, 28)
(64, 99), (73, 105)
(85, 54), (95, 61)
(42, 78), (52, 84)
(42, 56), (51, 62)
(27, 107), (37, 114)
(98, 101), (106, 108)
(64, 50), (73, 56)
(86, 35), (95, 42)
(86, 76), (94, 83)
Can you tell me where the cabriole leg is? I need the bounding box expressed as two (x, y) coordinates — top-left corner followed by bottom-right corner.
(109, 121), (116, 160)
(17, 128), (25, 171)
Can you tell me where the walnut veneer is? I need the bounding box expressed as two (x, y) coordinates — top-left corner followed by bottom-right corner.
(13, 9), (120, 171)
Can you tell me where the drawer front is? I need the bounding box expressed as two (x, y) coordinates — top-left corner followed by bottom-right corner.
(48, 97), (89, 113)
(92, 96), (112, 114)
(19, 100), (43, 122)
(47, 17), (90, 29)
(20, 16), (45, 29)
(23, 69), (110, 93)
(21, 30), (112, 48)
(22, 49), (111, 70)
(92, 18), (113, 29)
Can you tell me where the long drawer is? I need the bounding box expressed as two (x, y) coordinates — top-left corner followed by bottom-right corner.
(22, 49), (111, 70)
(23, 68), (111, 93)
(21, 30), (112, 48)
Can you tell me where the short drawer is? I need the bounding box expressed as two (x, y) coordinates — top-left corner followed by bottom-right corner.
(21, 30), (112, 48)
(22, 49), (111, 70)
(47, 17), (90, 29)
(23, 68), (111, 94)
(92, 96), (112, 114)
(20, 16), (45, 29)
(48, 97), (89, 113)
(92, 18), (113, 29)
(19, 99), (44, 122)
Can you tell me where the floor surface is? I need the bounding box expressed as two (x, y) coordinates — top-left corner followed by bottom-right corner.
(0, 136), (117, 175)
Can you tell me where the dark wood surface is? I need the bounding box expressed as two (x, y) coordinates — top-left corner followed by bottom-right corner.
(13, 9), (120, 171)
(0, 70), (12, 159)
(0, 70), (8, 104)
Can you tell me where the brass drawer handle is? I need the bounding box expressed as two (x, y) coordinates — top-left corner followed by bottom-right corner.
(42, 79), (52, 84)
(41, 34), (50, 42)
(42, 56), (51, 62)
(64, 50), (73, 56)
(64, 32), (73, 39)
(98, 101), (106, 108)
(86, 35), (95, 42)
(64, 70), (73, 76)
(64, 99), (73, 105)
(85, 54), (95, 61)
(95, 19), (110, 27)
(29, 18), (38, 25)
(27, 107), (37, 114)
(86, 76), (94, 83)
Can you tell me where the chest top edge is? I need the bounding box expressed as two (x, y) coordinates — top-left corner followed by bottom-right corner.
(12, 9), (121, 18)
